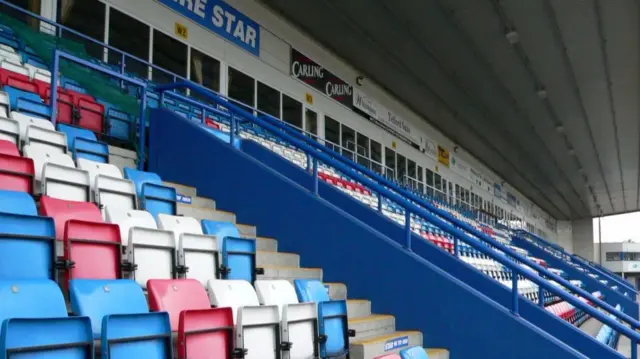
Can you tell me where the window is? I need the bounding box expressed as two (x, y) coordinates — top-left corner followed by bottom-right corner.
(59, 0), (106, 59)
(304, 108), (318, 137)
(417, 165), (424, 193)
(386, 148), (396, 180)
(606, 252), (622, 262)
(342, 125), (355, 161)
(190, 48), (221, 100)
(2, 0), (38, 27)
(426, 169), (434, 197)
(257, 82), (280, 119)
(282, 95), (302, 130)
(397, 154), (407, 184)
(228, 67), (255, 108)
(325, 116), (340, 150)
(108, 8), (150, 78)
(356, 133), (370, 168)
(371, 140), (382, 174)
(442, 179), (448, 199)
(448, 182), (453, 204)
(152, 30), (187, 84)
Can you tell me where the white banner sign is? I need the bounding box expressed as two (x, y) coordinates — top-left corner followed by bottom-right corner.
(353, 88), (419, 144)
(353, 88), (377, 119)
(451, 156), (472, 181)
(424, 138), (438, 160)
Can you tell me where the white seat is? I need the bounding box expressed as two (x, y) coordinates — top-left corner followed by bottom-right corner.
(0, 91), (9, 118)
(0, 44), (16, 53)
(0, 116), (19, 144)
(207, 279), (260, 322)
(0, 60), (29, 77)
(24, 64), (51, 80)
(124, 219), (176, 289)
(104, 207), (157, 245)
(255, 280), (318, 359)
(0, 49), (21, 66)
(33, 70), (51, 84)
(158, 214), (219, 285)
(24, 124), (66, 154)
(77, 158), (137, 210)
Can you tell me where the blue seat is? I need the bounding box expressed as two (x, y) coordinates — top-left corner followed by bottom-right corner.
(0, 190), (56, 280)
(0, 35), (18, 49)
(69, 279), (172, 358)
(0, 279), (93, 358)
(3, 86), (42, 113)
(106, 107), (133, 141)
(295, 279), (351, 358)
(124, 168), (177, 218)
(202, 220), (259, 283)
(57, 123), (109, 163)
(400, 347), (429, 359)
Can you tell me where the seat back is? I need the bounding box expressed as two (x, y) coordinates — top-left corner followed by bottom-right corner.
(0, 116), (19, 144)
(40, 196), (103, 241)
(77, 158), (137, 210)
(223, 236), (257, 283)
(0, 279), (93, 358)
(206, 279), (260, 322)
(236, 304), (280, 359)
(124, 168), (177, 218)
(0, 191), (56, 280)
(375, 355), (402, 359)
(0, 139), (18, 156)
(0, 149), (34, 193)
(147, 279), (211, 330)
(126, 224), (177, 289)
(57, 123), (109, 163)
(202, 219), (241, 239)
(294, 279), (331, 302)
(399, 347), (430, 359)
(178, 306), (234, 359)
(104, 207), (157, 245)
(41, 155), (90, 201)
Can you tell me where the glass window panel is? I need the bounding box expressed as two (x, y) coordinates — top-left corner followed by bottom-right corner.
(257, 82), (280, 119)
(342, 125), (355, 161)
(397, 154), (407, 184)
(190, 48), (221, 101)
(108, 8), (150, 78)
(385, 148), (396, 179)
(59, 0), (105, 59)
(305, 108), (318, 137)
(152, 29), (187, 84)
(325, 116), (340, 150)
(371, 140), (382, 174)
(228, 67), (255, 108)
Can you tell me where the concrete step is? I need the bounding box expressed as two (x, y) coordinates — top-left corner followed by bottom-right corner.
(350, 331), (423, 359)
(349, 314), (396, 341)
(347, 300), (372, 319)
(108, 146), (137, 173)
(259, 266), (322, 282)
(238, 224), (257, 237)
(427, 348), (450, 359)
(177, 206), (236, 223)
(164, 181), (197, 197)
(257, 251), (300, 267)
(190, 196), (215, 208)
(326, 282), (347, 300)
(256, 237), (278, 252)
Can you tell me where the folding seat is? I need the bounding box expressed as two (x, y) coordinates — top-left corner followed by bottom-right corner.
(77, 98), (105, 133)
(207, 279), (281, 359)
(375, 355), (402, 359)
(256, 280), (319, 359)
(0, 47), (20, 64)
(3, 86), (41, 114)
(12, 111), (59, 146)
(77, 158), (137, 210)
(0, 60), (30, 87)
(0, 141), (34, 193)
(40, 195), (104, 241)
(57, 123), (109, 163)
(147, 279), (236, 359)
(295, 279), (354, 358)
(0, 190), (56, 280)
(104, 206), (158, 245)
(124, 168), (177, 218)
(399, 347), (429, 359)
(202, 219), (261, 283)
(42, 86), (74, 125)
(158, 214), (220, 284)
(69, 279), (172, 358)
(0, 279), (93, 357)
(106, 107), (133, 140)
(0, 90), (9, 117)
(23, 143), (91, 201)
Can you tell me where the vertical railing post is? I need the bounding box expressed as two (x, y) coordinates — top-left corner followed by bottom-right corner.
(50, 50), (60, 127)
(454, 236), (459, 258)
(512, 269), (519, 315)
(538, 286), (545, 307)
(230, 115), (236, 144)
(201, 105), (206, 124)
(120, 53), (126, 89)
(306, 154), (312, 172)
(405, 210), (412, 251)
(631, 339), (637, 359)
(137, 87), (147, 170)
(312, 158), (318, 196)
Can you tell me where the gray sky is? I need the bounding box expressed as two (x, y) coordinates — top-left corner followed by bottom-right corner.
(593, 212), (640, 243)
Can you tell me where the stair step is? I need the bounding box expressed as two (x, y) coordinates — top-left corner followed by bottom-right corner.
(163, 181), (197, 197)
(177, 206), (236, 223)
(238, 224), (257, 237)
(427, 348), (450, 359)
(349, 314), (396, 341)
(256, 237), (278, 252)
(325, 282), (347, 300)
(190, 196), (215, 208)
(259, 266), (322, 282)
(108, 145), (137, 173)
(347, 299), (372, 319)
(350, 331), (423, 359)
(257, 251), (300, 267)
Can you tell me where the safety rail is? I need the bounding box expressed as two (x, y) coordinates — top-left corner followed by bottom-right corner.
(153, 80), (639, 357)
(517, 229), (637, 294)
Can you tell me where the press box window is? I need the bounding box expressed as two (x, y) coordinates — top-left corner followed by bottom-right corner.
(258, 82), (280, 119)
(325, 116), (340, 150)
(282, 94), (302, 130)
(190, 48), (221, 101)
(108, 8), (150, 79)
(58, 0), (106, 59)
(228, 67), (256, 108)
(153, 30), (187, 84)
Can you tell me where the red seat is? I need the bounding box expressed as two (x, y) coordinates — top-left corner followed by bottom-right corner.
(0, 68), (29, 86)
(0, 151), (34, 193)
(39, 196), (103, 241)
(0, 140), (19, 156)
(6, 76), (38, 94)
(374, 354), (401, 359)
(67, 90), (95, 107)
(43, 89), (74, 125)
(147, 279), (233, 359)
(78, 98), (104, 133)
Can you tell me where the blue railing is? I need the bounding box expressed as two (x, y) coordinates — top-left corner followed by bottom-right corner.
(153, 80), (640, 356)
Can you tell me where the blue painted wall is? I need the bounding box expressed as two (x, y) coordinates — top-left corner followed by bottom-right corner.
(148, 110), (614, 359)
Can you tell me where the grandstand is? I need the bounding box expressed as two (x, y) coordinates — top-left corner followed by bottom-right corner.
(0, 0), (638, 358)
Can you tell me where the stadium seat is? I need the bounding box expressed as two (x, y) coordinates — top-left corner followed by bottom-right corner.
(255, 280), (319, 359)
(16, 96), (51, 120)
(207, 279), (280, 359)
(0, 190), (56, 280)
(42, 87), (74, 125)
(104, 207), (157, 244)
(158, 214), (220, 284)
(0, 279), (93, 357)
(0, 144), (34, 193)
(78, 98), (105, 133)
(147, 279), (234, 359)
(0, 115), (19, 144)
(399, 347), (430, 359)
(0, 91), (9, 117)
(69, 279), (172, 357)
(295, 279), (353, 358)
(40, 196), (104, 241)
(202, 219), (260, 283)
(77, 158), (137, 210)
(106, 107), (132, 140)
(375, 354), (401, 359)
(0, 60), (30, 86)
(12, 111), (59, 145)
(124, 168), (177, 218)
(24, 144), (90, 201)
(57, 123), (109, 163)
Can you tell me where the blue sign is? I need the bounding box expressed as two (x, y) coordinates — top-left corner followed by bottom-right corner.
(158, 0), (260, 56)
(176, 194), (192, 204)
(384, 336), (409, 352)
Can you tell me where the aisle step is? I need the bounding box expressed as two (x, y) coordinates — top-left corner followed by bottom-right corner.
(257, 251), (300, 267)
(260, 266), (323, 282)
(350, 331), (423, 359)
(348, 299), (372, 319)
(349, 314), (396, 341)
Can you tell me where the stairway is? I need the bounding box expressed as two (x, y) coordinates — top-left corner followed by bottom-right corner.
(162, 180), (449, 359)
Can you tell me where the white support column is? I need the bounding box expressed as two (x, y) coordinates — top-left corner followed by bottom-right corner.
(39, 0), (57, 35)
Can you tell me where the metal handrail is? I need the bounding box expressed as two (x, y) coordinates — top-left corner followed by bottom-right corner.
(155, 81), (640, 355)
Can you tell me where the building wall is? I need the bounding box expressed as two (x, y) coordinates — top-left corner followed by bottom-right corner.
(555, 220), (573, 253)
(96, 0), (556, 234)
(572, 218), (594, 261)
